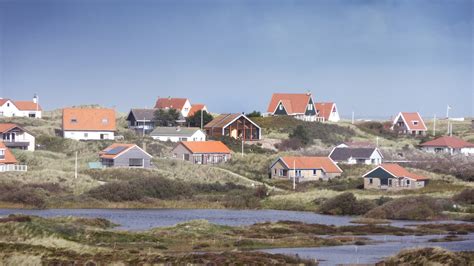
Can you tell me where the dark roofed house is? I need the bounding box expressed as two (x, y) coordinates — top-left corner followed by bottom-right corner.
(363, 163), (429, 190)
(99, 143), (153, 168)
(329, 147), (383, 165)
(126, 108), (156, 134)
(204, 113), (261, 141)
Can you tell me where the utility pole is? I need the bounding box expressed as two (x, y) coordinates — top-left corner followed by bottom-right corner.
(446, 105), (451, 135)
(351, 111), (355, 125)
(293, 160), (296, 190)
(200, 109), (203, 130)
(376, 137), (379, 147)
(74, 151), (78, 179)
(433, 114), (436, 136)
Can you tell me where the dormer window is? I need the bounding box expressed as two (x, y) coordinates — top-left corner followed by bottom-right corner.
(6, 103), (9, 107)
(102, 118), (109, 124)
(307, 104), (313, 111)
(413, 121), (419, 125)
(71, 118), (77, 123)
(279, 104), (283, 110)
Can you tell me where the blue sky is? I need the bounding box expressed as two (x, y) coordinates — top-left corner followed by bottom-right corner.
(0, 0), (472, 118)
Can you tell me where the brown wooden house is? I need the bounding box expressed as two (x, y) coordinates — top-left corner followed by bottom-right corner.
(204, 113), (261, 141)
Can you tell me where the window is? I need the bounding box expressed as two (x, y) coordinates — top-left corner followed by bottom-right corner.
(129, 158), (143, 167)
(184, 154), (190, 161)
(6, 103), (9, 107)
(274, 169), (277, 175)
(371, 159), (375, 164)
(279, 169), (285, 176)
(307, 104), (313, 111)
(71, 118), (77, 123)
(180, 138), (188, 141)
(313, 169), (318, 175)
(295, 170), (302, 177)
(369, 178), (373, 184)
(406, 179), (410, 185)
(102, 118), (109, 124)
(84, 133), (88, 138)
(413, 121), (418, 125)
(279, 104), (283, 110)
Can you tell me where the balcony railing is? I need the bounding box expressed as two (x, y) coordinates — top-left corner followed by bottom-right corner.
(0, 164), (28, 172)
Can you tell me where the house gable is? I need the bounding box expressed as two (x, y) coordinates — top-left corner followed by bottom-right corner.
(304, 97), (316, 116)
(274, 101), (288, 115)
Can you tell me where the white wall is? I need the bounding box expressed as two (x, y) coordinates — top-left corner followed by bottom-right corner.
(181, 100), (192, 118)
(422, 146), (474, 156)
(152, 130), (206, 142)
(0, 101), (42, 118)
(64, 131), (115, 140)
(327, 104), (340, 122)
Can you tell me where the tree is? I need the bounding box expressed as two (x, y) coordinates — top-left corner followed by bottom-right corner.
(289, 125), (311, 145)
(246, 111), (261, 118)
(186, 110), (213, 127)
(154, 109), (180, 127)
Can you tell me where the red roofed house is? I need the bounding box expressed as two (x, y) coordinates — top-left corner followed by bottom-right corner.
(62, 108), (116, 140)
(0, 95), (42, 118)
(391, 112), (427, 136)
(420, 136), (474, 156)
(267, 92), (322, 122)
(172, 141), (231, 164)
(270, 156), (342, 182)
(188, 104), (208, 117)
(362, 163), (429, 190)
(0, 142), (27, 172)
(154, 97), (192, 118)
(0, 123), (35, 151)
(315, 102), (340, 122)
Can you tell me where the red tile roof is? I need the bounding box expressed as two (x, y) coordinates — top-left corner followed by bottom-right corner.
(379, 163), (428, 180)
(395, 112), (427, 131)
(279, 156), (342, 174)
(179, 141), (231, 154)
(0, 142), (18, 164)
(188, 104), (207, 117)
(0, 123), (18, 133)
(267, 93), (312, 114)
(315, 102), (335, 120)
(154, 98), (188, 111)
(62, 108), (116, 131)
(0, 99), (9, 106)
(13, 101), (42, 111)
(420, 136), (474, 149)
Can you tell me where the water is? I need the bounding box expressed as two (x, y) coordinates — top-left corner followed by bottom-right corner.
(261, 234), (474, 265)
(0, 208), (465, 230)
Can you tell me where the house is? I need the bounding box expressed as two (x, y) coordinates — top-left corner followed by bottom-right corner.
(329, 147), (383, 165)
(154, 97), (192, 118)
(266, 92), (322, 122)
(315, 102), (340, 122)
(270, 156), (342, 182)
(0, 95), (42, 118)
(0, 123), (35, 151)
(99, 143), (152, 168)
(0, 142), (27, 172)
(172, 141), (231, 164)
(391, 112), (427, 136)
(62, 108), (116, 140)
(204, 113), (261, 140)
(150, 127), (206, 142)
(362, 163), (428, 190)
(126, 108), (156, 134)
(420, 136), (474, 156)
(188, 104), (208, 117)
(336, 141), (375, 148)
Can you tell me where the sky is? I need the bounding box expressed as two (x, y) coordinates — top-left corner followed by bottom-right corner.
(0, 0), (472, 119)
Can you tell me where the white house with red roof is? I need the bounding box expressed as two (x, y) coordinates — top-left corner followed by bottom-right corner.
(266, 92), (322, 122)
(154, 97), (192, 118)
(315, 102), (340, 122)
(0, 95), (42, 118)
(363, 163), (429, 190)
(0, 142), (27, 172)
(420, 136), (474, 156)
(0, 123), (35, 151)
(391, 112), (427, 136)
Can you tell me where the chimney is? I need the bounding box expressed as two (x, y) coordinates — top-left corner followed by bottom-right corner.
(33, 94), (38, 104)
(176, 126), (181, 132)
(306, 91), (311, 96)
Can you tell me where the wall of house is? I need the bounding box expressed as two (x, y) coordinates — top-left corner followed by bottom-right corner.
(63, 131), (114, 140)
(461, 147), (474, 156)
(270, 160), (338, 182)
(112, 146), (152, 168)
(400, 178), (426, 189)
(15, 110), (42, 118)
(20, 131), (35, 151)
(0, 102), (19, 117)
(181, 100), (192, 118)
(172, 144), (230, 164)
(327, 105), (340, 122)
(152, 131), (206, 142)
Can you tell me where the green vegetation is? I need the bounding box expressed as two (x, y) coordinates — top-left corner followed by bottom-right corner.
(318, 192), (376, 215)
(186, 110), (213, 127)
(153, 108), (181, 126)
(383, 247), (474, 266)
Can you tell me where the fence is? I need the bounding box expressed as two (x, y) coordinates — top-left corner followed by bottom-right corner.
(0, 164), (28, 172)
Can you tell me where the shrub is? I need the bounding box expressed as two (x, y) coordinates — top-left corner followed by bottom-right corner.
(453, 189), (474, 204)
(289, 125), (311, 145)
(356, 121), (398, 139)
(318, 192), (376, 215)
(365, 196), (449, 221)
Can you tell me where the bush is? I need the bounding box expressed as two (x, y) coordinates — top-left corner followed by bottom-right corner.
(356, 121), (398, 139)
(289, 125), (311, 145)
(318, 193), (376, 215)
(365, 196), (449, 221)
(0, 182), (65, 208)
(453, 189), (474, 204)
